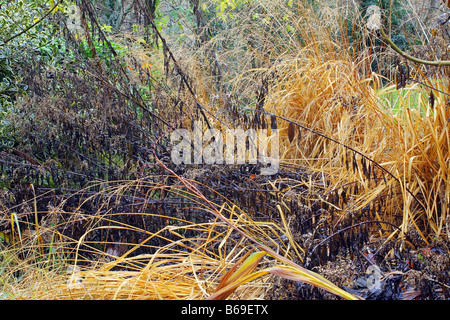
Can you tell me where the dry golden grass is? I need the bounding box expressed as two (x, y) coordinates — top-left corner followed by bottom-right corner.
(12, 252), (270, 300)
(2, 209), (273, 299)
(1, 176), (359, 300)
(266, 43), (450, 246)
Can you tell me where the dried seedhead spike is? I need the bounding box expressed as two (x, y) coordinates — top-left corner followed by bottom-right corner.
(345, 152), (349, 172)
(261, 115), (267, 129)
(429, 90), (435, 108)
(232, 105), (239, 118)
(352, 153), (357, 173)
(271, 114), (277, 130)
(395, 71), (403, 90)
(395, 61), (409, 90)
(361, 157), (368, 178)
(252, 112), (261, 129)
(288, 121), (296, 143)
(341, 187), (347, 204)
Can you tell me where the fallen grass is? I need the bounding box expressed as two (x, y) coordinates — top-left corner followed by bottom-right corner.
(0, 176), (359, 300)
(265, 42), (450, 246)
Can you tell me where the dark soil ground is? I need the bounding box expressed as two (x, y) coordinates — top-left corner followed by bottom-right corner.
(266, 234), (450, 300)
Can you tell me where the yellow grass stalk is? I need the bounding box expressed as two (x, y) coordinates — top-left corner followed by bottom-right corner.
(208, 251), (359, 300)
